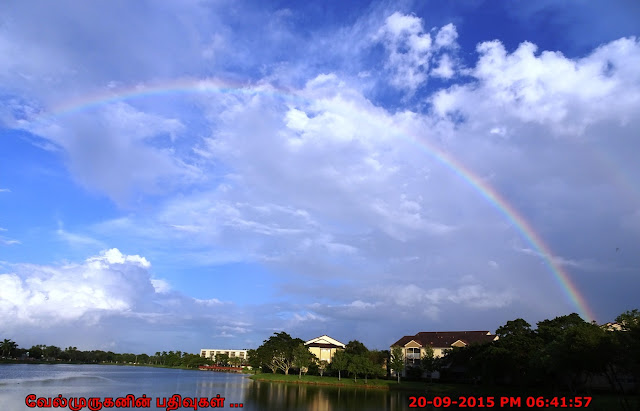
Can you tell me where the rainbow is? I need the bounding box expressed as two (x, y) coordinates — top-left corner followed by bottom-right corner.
(39, 77), (597, 322)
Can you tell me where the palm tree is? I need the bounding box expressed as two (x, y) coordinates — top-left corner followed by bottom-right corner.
(1, 339), (18, 358)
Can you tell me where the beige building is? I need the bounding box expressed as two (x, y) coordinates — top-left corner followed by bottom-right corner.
(200, 349), (248, 361)
(602, 322), (623, 331)
(391, 331), (498, 377)
(304, 335), (345, 363)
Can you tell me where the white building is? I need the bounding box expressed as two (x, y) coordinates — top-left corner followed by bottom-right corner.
(200, 349), (249, 361)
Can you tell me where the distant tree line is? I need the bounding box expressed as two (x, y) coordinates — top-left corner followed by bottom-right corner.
(248, 331), (389, 382)
(0, 340), (216, 369)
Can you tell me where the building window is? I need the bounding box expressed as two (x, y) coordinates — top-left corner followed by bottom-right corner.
(407, 347), (421, 364)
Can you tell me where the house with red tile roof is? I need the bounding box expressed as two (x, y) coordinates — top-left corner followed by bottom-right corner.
(391, 331), (498, 377)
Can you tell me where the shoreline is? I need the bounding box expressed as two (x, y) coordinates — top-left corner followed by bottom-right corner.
(1, 359), (253, 374)
(248, 374), (426, 391)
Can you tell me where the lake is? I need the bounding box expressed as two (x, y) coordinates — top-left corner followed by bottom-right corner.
(0, 364), (423, 410)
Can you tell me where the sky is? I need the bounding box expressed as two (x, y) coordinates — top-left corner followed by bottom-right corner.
(0, 0), (639, 354)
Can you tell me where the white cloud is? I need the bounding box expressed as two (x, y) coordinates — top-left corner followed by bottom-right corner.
(0, 238), (20, 246)
(195, 298), (223, 306)
(150, 278), (171, 294)
(23, 102), (195, 204)
(374, 13), (459, 94)
(56, 227), (105, 248)
(431, 37), (640, 135)
(435, 23), (458, 49)
(0, 249), (264, 351)
(367, 283), (512, 310)
(0, 249), (160, 327)
(431, 54), (455, 79)
(1, 266), (127, 326)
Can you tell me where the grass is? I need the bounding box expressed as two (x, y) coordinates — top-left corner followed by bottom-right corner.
(249, 373), (472, 391)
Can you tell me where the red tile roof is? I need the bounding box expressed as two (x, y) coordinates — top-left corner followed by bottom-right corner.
(392, 331), (497, 348)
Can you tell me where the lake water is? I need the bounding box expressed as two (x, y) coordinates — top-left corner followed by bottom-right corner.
(0, 364), (423, 410)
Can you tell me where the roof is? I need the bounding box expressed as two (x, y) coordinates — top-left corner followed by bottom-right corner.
(305, 335), (346, 348)
(306, 343), (343, 349)
(391, 331), (497, 348)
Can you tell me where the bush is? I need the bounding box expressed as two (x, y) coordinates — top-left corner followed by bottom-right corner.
(406, 366), (423, 380)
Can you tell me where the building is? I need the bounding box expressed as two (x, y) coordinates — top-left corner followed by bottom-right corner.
(200, 349), (249, 362)
(601, 322), (624, 331)
(390, 331), (498, 377)
(304, 335), (346, 363)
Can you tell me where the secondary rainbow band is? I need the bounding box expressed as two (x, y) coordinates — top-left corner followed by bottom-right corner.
(44, 78), (596, 322)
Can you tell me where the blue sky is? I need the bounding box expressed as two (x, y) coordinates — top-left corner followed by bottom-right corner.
(1, 0), (639, 354)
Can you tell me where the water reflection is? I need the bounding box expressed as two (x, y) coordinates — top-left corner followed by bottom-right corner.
(243, 380), (428, 411)
(0, 365), (432, 410)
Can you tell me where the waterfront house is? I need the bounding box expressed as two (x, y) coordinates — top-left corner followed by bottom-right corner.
(390, 331), (498, 377)
(304, 335), (346, 363)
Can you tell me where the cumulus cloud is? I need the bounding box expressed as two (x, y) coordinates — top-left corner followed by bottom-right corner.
(0, 249), (259, 351)
(431, 37), (640, 135)
(374, 12), (459, 93)
(431, 54), (456, 79)
(0, 249), (152, 326)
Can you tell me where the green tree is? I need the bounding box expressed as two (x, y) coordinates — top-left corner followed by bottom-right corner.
(390, 346), (405, 383)
(347, 354), (368, 382)
(536, 313), (606, 392)
(215, 353), (230, 366)
(616, 309), (640, 330)
(44, 345), (61, 360)
(28, 345), (44, 360)
(184, 353), (209, 368)
(330, 350), (349, 381)
(610, 309), (640, 396)
(317, 360), (329, 377)
(137, 353), (150, 364)
(246, 349), (262, 374)
(362, 356), (382, 383)
(256, 344), (279, 374)
(345, 340), (369, 356)
(258, 332), (305, 375)
(1, 339), (18, 358)
(64, 346), (79, 362)
(420, 345), (436, 381)
(494, 318), (543, 385)
(368, 350), (388, 368)
(292, 343), (315, 379)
